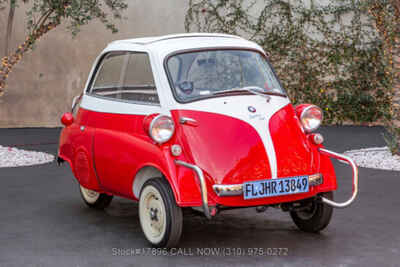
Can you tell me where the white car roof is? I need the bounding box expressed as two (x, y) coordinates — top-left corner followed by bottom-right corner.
(104, 33), (265, 57)
(115, 33), (243, 45)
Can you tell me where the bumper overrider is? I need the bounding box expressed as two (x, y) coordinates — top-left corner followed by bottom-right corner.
(175, 148), (359, 219)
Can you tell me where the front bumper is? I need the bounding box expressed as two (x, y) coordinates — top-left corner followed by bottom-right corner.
(212, 173), (323, 197)
(175, 148), (359, 218)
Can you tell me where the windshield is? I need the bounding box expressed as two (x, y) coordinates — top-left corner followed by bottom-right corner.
(166, 49), (286, 102)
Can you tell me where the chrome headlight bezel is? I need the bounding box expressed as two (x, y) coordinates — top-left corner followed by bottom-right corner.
(300, 105), (323, 133)
(149, 115), (175, 143)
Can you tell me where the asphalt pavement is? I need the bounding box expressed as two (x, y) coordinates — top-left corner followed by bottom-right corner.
(0, 126), (399, 267)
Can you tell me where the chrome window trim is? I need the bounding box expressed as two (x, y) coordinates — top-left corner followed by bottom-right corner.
(85, 92), (161, 107)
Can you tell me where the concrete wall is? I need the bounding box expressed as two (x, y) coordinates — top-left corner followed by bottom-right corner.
(0, 0), (188, 127)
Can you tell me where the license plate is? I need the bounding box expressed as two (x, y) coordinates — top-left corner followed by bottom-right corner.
(243, 176), (309, 200)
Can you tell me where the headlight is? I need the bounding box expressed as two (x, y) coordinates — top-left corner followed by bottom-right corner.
(149, 115), (175, 143)
(300, 105), (323, 132)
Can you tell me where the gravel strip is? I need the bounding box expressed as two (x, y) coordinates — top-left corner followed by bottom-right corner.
(344, 147), (400, 171)
(0, 145), (55, 168)
(2, 144), (398, 171)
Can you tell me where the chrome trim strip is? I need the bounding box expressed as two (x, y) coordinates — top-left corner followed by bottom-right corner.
(175, 160), (211, 219)
(318, 148), (359, 208)
(213, 184), (243, 196)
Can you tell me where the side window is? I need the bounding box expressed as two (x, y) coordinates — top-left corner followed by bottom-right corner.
(90, 52), (159, 104)
(91, 52), (126, 98)
(121, 53), (159, 103)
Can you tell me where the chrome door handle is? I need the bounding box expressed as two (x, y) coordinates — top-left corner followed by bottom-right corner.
(179, 117), (198, 126)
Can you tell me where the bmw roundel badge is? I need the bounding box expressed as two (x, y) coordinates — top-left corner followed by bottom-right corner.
(248, 106), (256, 113)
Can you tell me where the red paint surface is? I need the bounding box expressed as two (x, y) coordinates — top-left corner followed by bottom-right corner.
(59, 104), (337, 208)
(59, 109), (101, 191)
(171, 109), (272, 185)
(59, 108), (192, 204)
(270, 104), (315, 178)
(169, 106), (337, 207)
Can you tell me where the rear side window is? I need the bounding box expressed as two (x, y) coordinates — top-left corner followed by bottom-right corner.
(90, 52), (159, 104)
(92, 52), (125, 90)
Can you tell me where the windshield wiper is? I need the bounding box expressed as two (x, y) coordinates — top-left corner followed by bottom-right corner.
(210, 86), (286, 98)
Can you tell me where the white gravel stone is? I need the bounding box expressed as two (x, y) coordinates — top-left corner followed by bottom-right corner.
(344, 147), (400, 171)
(0, 145), (55, 168)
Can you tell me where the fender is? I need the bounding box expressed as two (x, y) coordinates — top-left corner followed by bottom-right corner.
(59, 107), (102, 192)
(128, 142), (206, 207)
(72, 146), (102, 191)
(311, 143), (337, 192)
(58, 144), (103, 192)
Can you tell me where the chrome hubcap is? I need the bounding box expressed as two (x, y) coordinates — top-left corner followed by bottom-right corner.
(149, 207), (159, 221)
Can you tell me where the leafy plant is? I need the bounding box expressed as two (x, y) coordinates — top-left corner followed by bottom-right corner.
(185, 0), (391, 125)
(0, 0), (128, 96)
(367, 0), (400, 155)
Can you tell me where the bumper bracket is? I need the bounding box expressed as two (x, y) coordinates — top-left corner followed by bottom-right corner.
(175, 160), (211, 219)
(318, 148), (359, 208)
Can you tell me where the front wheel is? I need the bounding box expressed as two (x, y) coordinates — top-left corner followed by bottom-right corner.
(290, 191), (334, 233)
(139, 178), (183, 248)
(79, 185), (113, 209)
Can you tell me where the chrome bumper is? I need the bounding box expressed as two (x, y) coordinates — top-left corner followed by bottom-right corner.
(176, 148), (358, 215)
(212, 174), (323, 197)
(318, 148), (359, 208)
(213, 184), (243, 196)
(213, 149), (358, 209)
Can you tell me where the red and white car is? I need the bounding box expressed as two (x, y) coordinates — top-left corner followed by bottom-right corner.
(58, 33), (358, 247)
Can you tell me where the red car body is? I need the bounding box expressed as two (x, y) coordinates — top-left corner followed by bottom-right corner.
(59, 102), (337, 207)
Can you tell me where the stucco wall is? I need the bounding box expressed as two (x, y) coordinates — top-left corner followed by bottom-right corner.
(0, 0), (188, 127)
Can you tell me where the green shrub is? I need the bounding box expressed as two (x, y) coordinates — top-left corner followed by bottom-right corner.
(185, 0), (391, 124)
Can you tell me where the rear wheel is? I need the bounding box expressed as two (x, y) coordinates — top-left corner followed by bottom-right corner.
(139, 178), (183, 248)
(79, 185), (113, 209)
(290, 191), (334, 233)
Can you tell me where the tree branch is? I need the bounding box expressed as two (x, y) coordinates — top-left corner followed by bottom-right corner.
(4, 2), (16, 56)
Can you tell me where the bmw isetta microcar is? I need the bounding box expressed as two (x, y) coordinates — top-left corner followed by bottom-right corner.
(58, 33), (359, 248)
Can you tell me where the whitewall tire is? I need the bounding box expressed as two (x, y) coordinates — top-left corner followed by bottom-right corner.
(79, 185), (113, 209)
(139, 178), (183, 248)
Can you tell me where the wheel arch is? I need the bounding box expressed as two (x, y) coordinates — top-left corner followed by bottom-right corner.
(132, 164), (180, 204)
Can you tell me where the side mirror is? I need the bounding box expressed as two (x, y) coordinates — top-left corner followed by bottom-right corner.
(61, 112), (74, 127)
